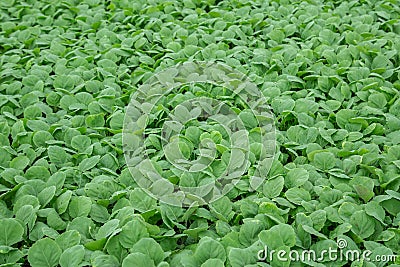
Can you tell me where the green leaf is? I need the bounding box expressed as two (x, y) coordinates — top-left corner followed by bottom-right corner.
(48, 146), (69, 165)
(46, 172), (66, 193)
(312, 152), (336, 170)
(85, 114), (105, 127)
(129, 188), (157, 213)
(365, 201), (386, 225)
(130, 238), (165, 265)
(119, 217), (148, 248)
(25, 166), (51, 181)
(122, 253), (155, 267)
(95, 219), (120, 240)
(336, 109), (357, 129)
(271, 97), (295, 114)
(371, 55), (391, 70)
(310, 210), (327, 231)
(263, 176), (284, 198)
(79, 156), (100, 172)
(71, 135), (91, 152)
(350, 176), (375, 202)
(259, 224), (296, 249)
(209, 196), (233, 222)
(91, 253), (120, 266)
(350, 210), (375, 239)
(0, 218), (24, 246)
(285, 188), (311, 205)
(239, 110), (258, 129)
(68, 196), (92, 218)
(28, 238), (62, 267)
(38, 186), (56, 207)
(33, 131), (54, 147)
(228, 246), (259, 267)
(201, 258), (224, 267)
(285, 168), (309, 188)
(10, 155), (30, 170)
(55, 230), (81, 251)
(56, 190), (72, 214)
(368, 93), (387, 109)
(54, 75), (75, 90)
(59, 245), (85, 267)
(302, 225), (328, 239)
(194, 237), (226, 264)
(16, 205), (37, 231)
(85, 239), (107, 251)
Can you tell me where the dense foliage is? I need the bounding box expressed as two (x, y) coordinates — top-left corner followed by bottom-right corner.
(0, 0), (400, 266)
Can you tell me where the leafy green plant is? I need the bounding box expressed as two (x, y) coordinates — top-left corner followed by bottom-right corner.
(0, 0), (400, 266)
